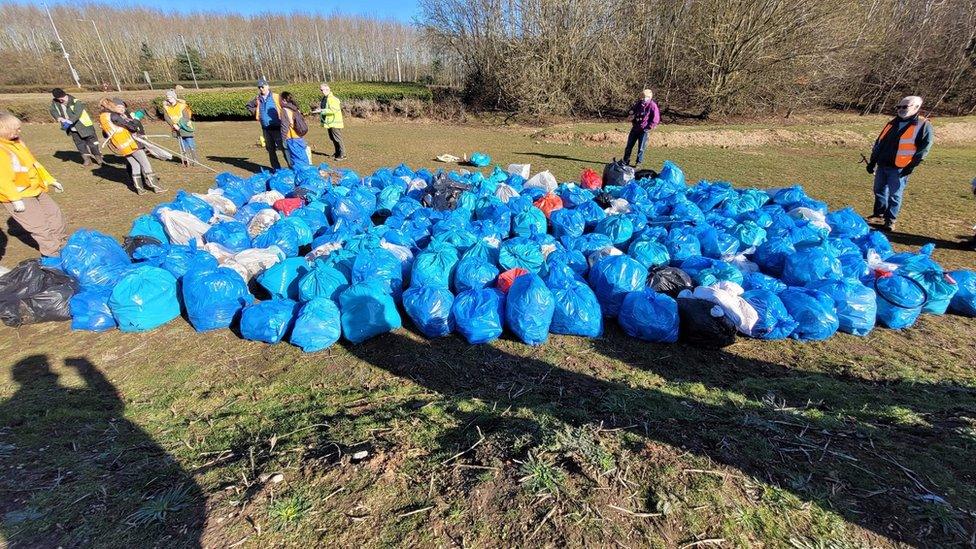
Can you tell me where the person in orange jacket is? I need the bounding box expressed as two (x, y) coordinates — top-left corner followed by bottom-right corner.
(0, 110), (68, 257)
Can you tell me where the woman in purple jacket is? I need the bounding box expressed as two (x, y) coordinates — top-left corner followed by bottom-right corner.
(623, 89), (660, 167)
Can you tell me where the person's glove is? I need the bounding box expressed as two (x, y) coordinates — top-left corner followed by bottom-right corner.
(50, 181), (63, 193)
(900, 163), (919, 177)
(11, 200), (25, 213)
(866, 162), (876, 175)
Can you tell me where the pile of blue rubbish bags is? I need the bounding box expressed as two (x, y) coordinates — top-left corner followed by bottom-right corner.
(37, 159), (976, 351)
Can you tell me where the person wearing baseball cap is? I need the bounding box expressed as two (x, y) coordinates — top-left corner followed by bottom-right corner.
(245, 79), (287, 169)
(49, 88), (102, 168)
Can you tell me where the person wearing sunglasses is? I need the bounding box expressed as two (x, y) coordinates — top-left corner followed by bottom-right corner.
(865, 95), (933, 231)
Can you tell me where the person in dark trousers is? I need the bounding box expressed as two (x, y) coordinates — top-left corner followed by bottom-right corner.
(245, 79), (286, 170)
(623, 89), (660, 167)
(866, 95), (934, 232)
(279, 91), (311, 169)
(312, 83), (345, 160)
(49, 88), (102, 167)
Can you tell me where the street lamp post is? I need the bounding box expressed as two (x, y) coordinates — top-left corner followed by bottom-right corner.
(43, 2), (81, 88)
(78, 19), (122, 92)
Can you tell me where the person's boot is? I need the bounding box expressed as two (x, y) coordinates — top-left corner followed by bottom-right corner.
(144, 172), (166, 193)
(92, 153), (103, 167)
(883, 218), (897, 232)
(131, 175), (146, 195)
(81, 154), (92, 167)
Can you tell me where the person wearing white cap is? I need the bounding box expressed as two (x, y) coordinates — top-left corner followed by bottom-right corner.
(866, 95), (934, 232)
(162, 89), (197, 166)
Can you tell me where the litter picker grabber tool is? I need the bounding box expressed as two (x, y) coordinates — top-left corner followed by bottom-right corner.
(132, 135), (219, 174)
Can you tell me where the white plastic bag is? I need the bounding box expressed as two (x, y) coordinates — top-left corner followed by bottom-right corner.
(788, 207), (831, 233)
(194, 190), (237, 217)
(231, 246), (286, 280)
(495, 183), (520, 204)
(248, 190), (286, 206)
(247, 209), (280, 237)
(524, 170), (558, 193)
(157, 208), (210, 245)
(587, 246), (623, 268)
(306, 241), (344, 261)
(507, 163), (531, 179)
(692, 282), (759, 336)
(605, 198), (631, 215)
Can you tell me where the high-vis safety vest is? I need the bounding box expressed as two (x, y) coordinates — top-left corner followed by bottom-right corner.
(0, 139), (56, 202)
(877, 117), (926, 169)
(99, 112), (139, 156)
(163, 100), (194, 133)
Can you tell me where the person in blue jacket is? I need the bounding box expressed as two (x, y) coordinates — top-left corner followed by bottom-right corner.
(245, 79), (286, 170)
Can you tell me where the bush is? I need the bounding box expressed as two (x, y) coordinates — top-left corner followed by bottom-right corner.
(157, 82), (433, 120)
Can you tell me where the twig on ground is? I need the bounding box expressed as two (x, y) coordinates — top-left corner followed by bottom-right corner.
(398, 505), (434, 518)
(680, 538), (726, 548)
(441, 426), (485, 466)
(607, 504), (662, 518)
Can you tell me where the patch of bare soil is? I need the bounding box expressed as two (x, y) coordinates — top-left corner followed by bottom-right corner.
(540, 120), (976, 149)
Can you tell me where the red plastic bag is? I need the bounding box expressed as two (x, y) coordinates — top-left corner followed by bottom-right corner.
(532, 193), (564, 219)
(497, 268), (529, 294)
(581, 168), (602, 190)
(273, 197), (304, 216)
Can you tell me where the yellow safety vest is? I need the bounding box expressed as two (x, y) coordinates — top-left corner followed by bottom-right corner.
(99, 112), (139, 156)
(0, 139), (55, 202)
(320, 95), (343, 129)
(163, 100), (193, 131)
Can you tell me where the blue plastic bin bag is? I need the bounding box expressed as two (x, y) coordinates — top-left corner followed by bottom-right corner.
(298, 259), (349, 302)
(290, 298), (342, 352)
(205, 221), (252, 253)
(403, 285), (455, 338)
(183, 266), (251, 331)
(779, 287), (838, 341)
(69, 289), (116, 332)
(742, 290), (796, 340)
(240, 299), (297, 343)
(808, 278), (876, 336)
(108, 266), (180, 332)
(454, 257), (499, 293)
(587, 255), (646, 318)
(505, 274), (554, 345)
(61, 229), (133, 289)
(452, 288), (505, 344)
(948, 270), (976, 316)
(411, 244), (460, 289)
(874, 274), (927, 329)
(618, 289), (679, 342)
(338, 281), (402, 344)
(257, 257), (310, 300)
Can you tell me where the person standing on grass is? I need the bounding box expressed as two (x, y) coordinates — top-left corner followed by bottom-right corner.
(49, 88), (102, 168)
(279, 92), (311, 169)
(623, 89), (660, 167)
(866, 95), (934, 232)
(98, 98), (164, 195)
(162, 90), (198, 166)
(246, 79), (286, 170)
(312, 83), (345, 160)
(0, 111), (68, 258)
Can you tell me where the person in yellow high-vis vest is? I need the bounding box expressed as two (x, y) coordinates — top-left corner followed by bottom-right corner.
(0, 111), (68, 257)
(312, 83), (345, 160)
(245, 79), (286, 170)
(49, 88), (102, 168)
(866, 95), (934, 232)
(162, 89), (198, 166)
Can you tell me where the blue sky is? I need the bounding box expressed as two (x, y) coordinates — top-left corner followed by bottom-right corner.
(54, 0), (421, 22)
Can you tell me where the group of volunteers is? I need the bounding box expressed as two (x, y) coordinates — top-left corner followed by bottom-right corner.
(0, 83), (971, 266)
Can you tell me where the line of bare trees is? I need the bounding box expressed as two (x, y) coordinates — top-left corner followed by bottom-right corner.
(418, 0), (976, 118)
(0, 4), (457, 88)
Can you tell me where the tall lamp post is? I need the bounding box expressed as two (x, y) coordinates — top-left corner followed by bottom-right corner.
(78, 18), (122, 92)
(43, 2), (81, 88)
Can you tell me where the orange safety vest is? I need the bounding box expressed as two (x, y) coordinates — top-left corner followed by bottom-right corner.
(98, 112), (139, 156)
(877, 117), (925, 168)
(254, 92), (282, 123)
(282, 107), (299, 140)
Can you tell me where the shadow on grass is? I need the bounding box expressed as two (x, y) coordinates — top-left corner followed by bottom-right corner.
(207, 155), (268, 174)
(344, 329), (976, 545)
(0, 355), (205, 547)
(885, 229), (974, 251)
(3, 217), (38, 256)
(514, 151), (607, 164)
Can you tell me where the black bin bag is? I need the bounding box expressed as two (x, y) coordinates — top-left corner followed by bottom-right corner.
(0, 260), (78, 327)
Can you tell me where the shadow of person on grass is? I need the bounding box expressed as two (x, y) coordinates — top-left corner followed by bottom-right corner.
(884, 229), (973, 251)
(514, 151), (604, 165)
(0, 356), (205, 548)
(206, 155), (267, 174)
(345, 329), (976, 545)
(3, 217), (37, 255)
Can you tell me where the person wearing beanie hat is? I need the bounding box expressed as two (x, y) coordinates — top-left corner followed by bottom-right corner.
(246, 79), (286, 169)
(162, 89), (198, 167)
(49, 87), (102, 168)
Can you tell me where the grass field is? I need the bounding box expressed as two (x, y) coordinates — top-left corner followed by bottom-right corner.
(1, 116), (975, 547)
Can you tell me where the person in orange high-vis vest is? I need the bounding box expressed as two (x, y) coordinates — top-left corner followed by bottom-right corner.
(866, 95), (934, 232)
(245, 79), (286, 170)
(98, 98), (164, 195)
(0, 111), (68, 257)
